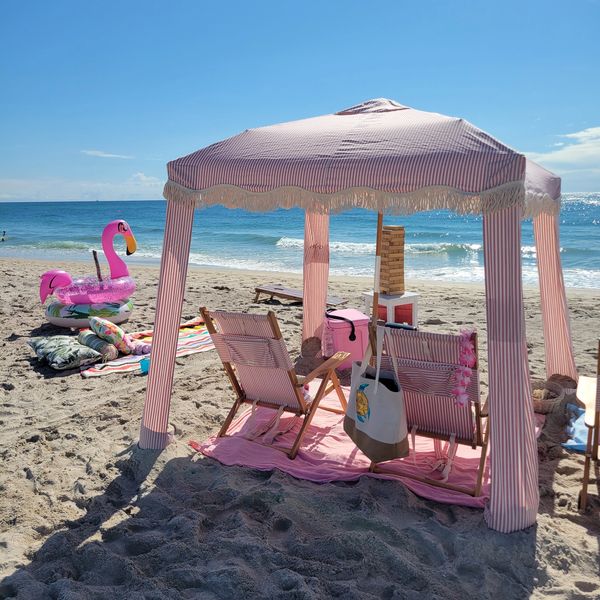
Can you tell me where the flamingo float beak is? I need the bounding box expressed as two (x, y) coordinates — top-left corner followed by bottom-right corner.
(125, 231), (137, 256)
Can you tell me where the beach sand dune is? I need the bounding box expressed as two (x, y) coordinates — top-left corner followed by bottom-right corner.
(0, 259), (598, 599)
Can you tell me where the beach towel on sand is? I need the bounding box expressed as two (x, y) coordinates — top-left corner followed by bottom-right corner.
(561, 404), (588, 453)
(80, 317), (214, 377)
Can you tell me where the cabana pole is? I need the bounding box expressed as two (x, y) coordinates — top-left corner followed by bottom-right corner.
(302, 210), (330, 341)
(533, 212), (578, 381)
(140, 199), (195, 449)
(483, 203), (539, 532)
(372, 211), (384, 326)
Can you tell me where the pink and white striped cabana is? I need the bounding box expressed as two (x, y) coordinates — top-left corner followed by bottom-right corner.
(141, 99), (576, 533)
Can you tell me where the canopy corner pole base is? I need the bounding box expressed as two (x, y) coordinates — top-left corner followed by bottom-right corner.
(139, 426), (173, 450)
(139, 199), (195, 450)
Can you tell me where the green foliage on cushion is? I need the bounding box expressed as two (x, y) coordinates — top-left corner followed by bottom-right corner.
(28, 336), (102, 370)
(77, 330), (119, 361)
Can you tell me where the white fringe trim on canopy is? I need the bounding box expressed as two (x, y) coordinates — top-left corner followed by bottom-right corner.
(163, 179), (558, 218)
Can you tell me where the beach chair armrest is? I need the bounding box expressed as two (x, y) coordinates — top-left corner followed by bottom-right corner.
(480, 398), (489, 418)
(299, 352), (350, 386)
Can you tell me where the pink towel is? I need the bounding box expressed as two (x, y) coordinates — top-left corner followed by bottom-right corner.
(125, 335), (151, 355)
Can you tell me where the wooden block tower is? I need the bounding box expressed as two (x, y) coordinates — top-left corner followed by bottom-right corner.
(380, 225), (405, 295)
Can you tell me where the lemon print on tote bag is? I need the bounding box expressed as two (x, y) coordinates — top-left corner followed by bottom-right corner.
(356, 383), (371, 422)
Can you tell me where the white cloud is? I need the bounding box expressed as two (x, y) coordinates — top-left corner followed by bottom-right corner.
(81, 149), (134, 159)
(527, 127), (600, 168)
(131, 172), (161, 184)
(0, 172), (164, 201)
(526, 126), (600, 191)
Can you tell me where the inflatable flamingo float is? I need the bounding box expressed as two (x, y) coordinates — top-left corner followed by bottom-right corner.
(40, 220), (138, 328)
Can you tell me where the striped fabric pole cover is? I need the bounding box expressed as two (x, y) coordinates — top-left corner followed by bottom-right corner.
(139, 199), (196, 449)
(533, 212), (578, 381)
(302, 211), (330, 341)
(483, 203), (539, 532)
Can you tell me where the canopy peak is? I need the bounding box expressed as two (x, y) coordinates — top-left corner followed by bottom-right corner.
(335, 98), (409, 115)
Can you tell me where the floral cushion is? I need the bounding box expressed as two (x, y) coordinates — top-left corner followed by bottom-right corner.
(89, 316), (134, 354)
(28, 336), (102, 370)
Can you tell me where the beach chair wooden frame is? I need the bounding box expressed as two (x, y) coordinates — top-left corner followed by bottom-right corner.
(200, 307), (349, 459)
(578, 339), (600, 510)
(370, 326), (489, 497)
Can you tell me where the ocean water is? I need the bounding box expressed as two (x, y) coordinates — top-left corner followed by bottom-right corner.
(0, 194), (599, 288)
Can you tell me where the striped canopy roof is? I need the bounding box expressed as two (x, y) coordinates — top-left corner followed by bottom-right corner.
(164, 98), (559, 217)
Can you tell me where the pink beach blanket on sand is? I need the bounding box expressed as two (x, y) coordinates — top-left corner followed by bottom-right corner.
(193, 381), (545, 509)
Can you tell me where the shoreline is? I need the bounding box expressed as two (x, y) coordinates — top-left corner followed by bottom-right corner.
(2, 255), (599, 294)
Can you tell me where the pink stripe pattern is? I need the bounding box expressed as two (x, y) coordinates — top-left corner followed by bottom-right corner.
(533, 212), (578, 381)
(213, 310), (278, 337)
(383, 328), (480, 443)
(303, 211), (330, 341)
(164, 99), (529, 215)
(212, 334), (293, 370)
(208, 310), (301, 409)
(483, 204), (538, 533)
(139, 199), (196, 449)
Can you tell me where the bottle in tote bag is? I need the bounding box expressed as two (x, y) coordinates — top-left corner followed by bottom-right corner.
(343, 325), (409, 463)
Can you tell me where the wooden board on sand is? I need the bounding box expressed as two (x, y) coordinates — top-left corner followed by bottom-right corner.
(253, 283), (347, 306)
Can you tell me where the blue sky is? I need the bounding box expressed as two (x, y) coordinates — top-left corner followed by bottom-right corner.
(1, 0), (599, 201)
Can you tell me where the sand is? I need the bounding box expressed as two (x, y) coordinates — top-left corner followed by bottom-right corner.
(0, 257), (598, 599)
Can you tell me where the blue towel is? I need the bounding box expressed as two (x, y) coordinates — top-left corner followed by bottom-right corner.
(561, 403), (588, 453)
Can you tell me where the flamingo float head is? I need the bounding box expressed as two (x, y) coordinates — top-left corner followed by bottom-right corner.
(102, 220), (138, 280)
(105, 220), (137, 256)
(39, 270), (73, 303)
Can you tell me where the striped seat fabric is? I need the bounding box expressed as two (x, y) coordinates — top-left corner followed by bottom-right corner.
(211, 332), (299, 409)
(383, 327), (481, 445)
(200, 307), (349, 459)
(370, 325), (488, 497)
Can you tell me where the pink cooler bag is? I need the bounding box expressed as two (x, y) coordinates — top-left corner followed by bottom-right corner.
(321, 308), (370, 370)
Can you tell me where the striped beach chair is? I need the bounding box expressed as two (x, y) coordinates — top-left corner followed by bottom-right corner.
(578, 340), (600, 510)
(373, 324), (488, 496)
(200, 307), (349, 459)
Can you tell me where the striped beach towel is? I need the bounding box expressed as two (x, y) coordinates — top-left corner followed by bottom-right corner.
(80, 318), (214, 378)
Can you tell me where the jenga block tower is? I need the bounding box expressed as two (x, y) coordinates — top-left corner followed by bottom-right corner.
(380, 226), (405, 295)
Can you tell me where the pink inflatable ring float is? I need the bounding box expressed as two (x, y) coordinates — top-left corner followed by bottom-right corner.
(40, 220), (137, 305)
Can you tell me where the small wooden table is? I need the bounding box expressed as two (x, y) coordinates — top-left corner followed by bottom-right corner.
(254, 283), (347, 306)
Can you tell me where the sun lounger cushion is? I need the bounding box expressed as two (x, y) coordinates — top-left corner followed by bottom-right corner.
(28, 335), (102, 370)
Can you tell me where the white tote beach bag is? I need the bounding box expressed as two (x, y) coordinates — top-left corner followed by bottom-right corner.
(343, 325), (409, 463)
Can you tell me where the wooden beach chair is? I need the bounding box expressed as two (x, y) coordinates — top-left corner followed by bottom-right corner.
(199, 307), (349, 459)
(253, 283), (347, 307)
(578, 339), (600, 510)
(372, 325), (488, 496)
